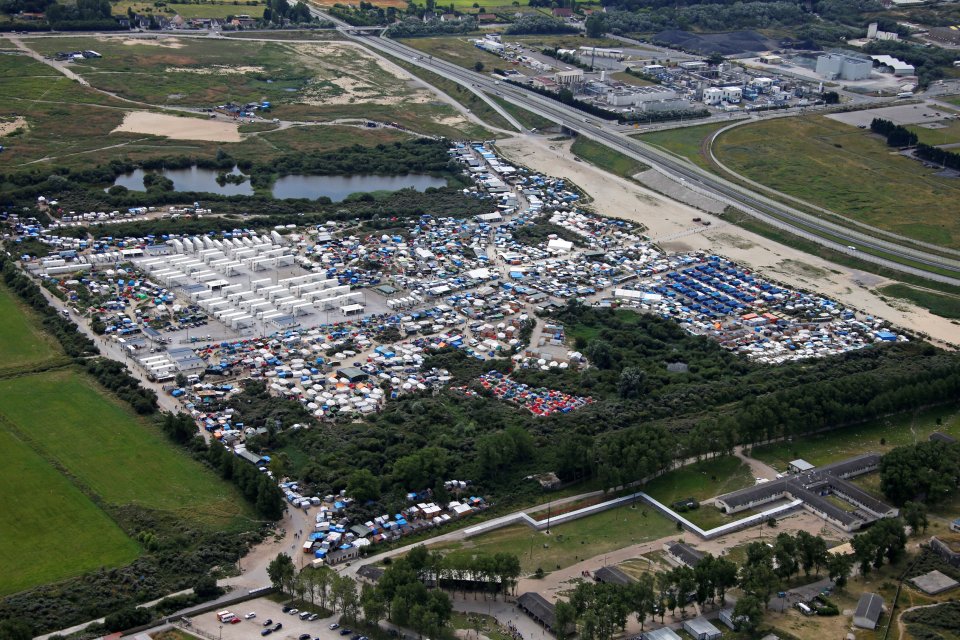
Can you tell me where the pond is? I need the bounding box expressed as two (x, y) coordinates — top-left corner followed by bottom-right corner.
(270, 174), (448, 201)
(110, 167), (448, 200)
(111, 167), (253, 196)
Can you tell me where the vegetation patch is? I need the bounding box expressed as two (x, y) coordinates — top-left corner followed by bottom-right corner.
(879, 283), (960, 320)
(0, 371), (253, 527)
(714, 115), (960, 250)
(642, 455), (753, 506)
(0, 284), (62, 371)
(0, 423), (140, 596)
(751, 402), (960, 470)
(571, 135), (649, 178)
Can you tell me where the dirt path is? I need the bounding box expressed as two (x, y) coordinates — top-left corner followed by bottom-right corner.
(735, 445), (780, 481)
(496, 135), (960, 348)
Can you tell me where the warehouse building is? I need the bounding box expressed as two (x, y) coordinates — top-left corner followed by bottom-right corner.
(816, 53), (873, 80)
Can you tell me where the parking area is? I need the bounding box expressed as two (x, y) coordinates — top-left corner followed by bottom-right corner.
(826, 102), (957, 128)
(187, 597), (346, 640)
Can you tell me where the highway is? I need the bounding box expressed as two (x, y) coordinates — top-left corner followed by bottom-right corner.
(308, 8), (960, 285)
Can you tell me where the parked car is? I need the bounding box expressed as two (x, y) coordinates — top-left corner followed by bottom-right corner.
(299, 634), (312, 640)
(340, 629), (352, 636)
(288, 609), (299, 615)
(245, 613), (257, 620)
(299, 612), (311, 620)
(282, 606), (291, 613)
(262, 619), (273, 627)
(261, 630), (272, 637)
(329, 624), (340, 631)
(273, 623), (283, 632)
(308, 614), (320, 622)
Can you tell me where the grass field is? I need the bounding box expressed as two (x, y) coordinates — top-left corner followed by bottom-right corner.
(491, 96), (555, 131)
(635, 121), (731, 169)
(112, 1), (266, 19)
(435, 504), (676, 575)
(0, 371), (252, 527)
(643, 455), (753, 506)
(907, 119), (960, 146)
(0, 423), (141, 596)
(750, 402), (960, 471)
(571, 135), (649, 178)
(610, 71), (655, 87)
(714, 115), (960, 249)
(0, 38), (470, 166)
(0, 284), (61, 371)
(878, 283), (960, 319)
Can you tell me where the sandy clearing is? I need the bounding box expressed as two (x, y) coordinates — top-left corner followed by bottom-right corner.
(112, 111), (241, 142)
(0, 116), (27, 136)
(164, 64), (265, 75)
(497, 135), (960, 347)
(113, 37), (185, 49)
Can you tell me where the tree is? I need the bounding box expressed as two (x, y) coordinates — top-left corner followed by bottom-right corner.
(823, 91), (840, 104)
(711, 556), (738, 603)
(474, 61), (485, 72)
(347, 468), (381, 502)
(618, 367), (648, 399)
(361, 583), (386, 625)
(796, 530), (828, 577)
(739, 543), (777, 608)
(706, 52), (725, 65)
(773, 532), (799, 581)
(267, 553), (296, 593)
(554, 600), (576, 640)
(193, 575), (220, 599)
(902, 501), (929, 535)
(0, 620), (33, 640)
(584, 13), (605, 38)
(732, 594), (763, 633)
(826, 552), (854, 591)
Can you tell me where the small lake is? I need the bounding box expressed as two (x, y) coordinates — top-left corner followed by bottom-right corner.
(271, 174), (447, 201)
(111, 166), (253, 196)
(110, 167), (447, 200)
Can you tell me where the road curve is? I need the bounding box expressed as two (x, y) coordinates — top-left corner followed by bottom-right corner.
(309, 15), (960, 285)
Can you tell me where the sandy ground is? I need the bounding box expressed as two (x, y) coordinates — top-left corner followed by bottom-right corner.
(165, 64), (265, 75)
(114, 36), (185, 49)
(497, 135), (960, 347)
(0, 116), (27, 136)
(113, 111), (241, 142)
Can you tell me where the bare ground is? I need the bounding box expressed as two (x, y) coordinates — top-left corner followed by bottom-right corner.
(496, 135), (960, 348)
(112, 111), (241, 142)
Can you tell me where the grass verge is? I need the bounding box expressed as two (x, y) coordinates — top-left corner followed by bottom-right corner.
(877, 283), (960, 320)
(571, 135), (649, 178)
(750, 402), (960, 471)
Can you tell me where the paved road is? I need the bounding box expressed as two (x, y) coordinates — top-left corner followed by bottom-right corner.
(305, 17), (960, 285)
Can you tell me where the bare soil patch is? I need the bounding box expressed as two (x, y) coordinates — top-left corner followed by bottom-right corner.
(112, 111), (241, 142)
(0, 116), (27, 136)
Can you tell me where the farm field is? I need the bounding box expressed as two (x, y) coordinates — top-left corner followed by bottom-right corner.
(434, 504), (676, 575)
(0, 424), (141, 596)
(112, 1), (266, 19)
(571, 135), (649, 178)
(750, 402), (960, 471)
(634, 120), (731, 169)
(0, 371), (253, 528)
(713, 115), (960, 249)
(0, 284), (61, 371)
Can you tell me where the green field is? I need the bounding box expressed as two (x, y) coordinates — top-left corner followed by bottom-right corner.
(878, 283), (960, 319)
(435, 503), (676, 575)
(0, 371), (251, 526)
(635, 121), (731, 169)
(0, 284), (61, 371)
(750, 403), (960, 471)
(571, 135), (649, 178)
(113, 1), (266, 19)
(642, 455), (753, 505)
(0, 424), (141, 596)
(713, 115), (960, 249)
(907, 119), (960, 146)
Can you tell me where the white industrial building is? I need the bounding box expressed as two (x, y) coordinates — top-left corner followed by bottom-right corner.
(816, 53), (873, 80)
(703, 86), (742, 105)
(870, 54), (915, 76)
